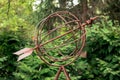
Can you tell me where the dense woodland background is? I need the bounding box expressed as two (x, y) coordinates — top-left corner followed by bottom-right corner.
(0, 0), (120, 80)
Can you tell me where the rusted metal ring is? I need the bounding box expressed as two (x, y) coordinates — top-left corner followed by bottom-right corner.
(35, 11), (86, 67)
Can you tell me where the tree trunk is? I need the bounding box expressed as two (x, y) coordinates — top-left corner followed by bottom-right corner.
(81, 0), (88, 22)
(58, 0), (67, 9)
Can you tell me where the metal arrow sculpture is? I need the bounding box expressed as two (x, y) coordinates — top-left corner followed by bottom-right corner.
(13, 11), (98, 80)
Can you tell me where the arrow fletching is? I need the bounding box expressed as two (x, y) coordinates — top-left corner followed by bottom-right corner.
(13, 48), (34, 61)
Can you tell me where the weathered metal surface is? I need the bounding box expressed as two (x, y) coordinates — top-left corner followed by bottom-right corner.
(35, 11), (97, 67)
(14, 11), (98, 80)
(35, 11), (97, 80)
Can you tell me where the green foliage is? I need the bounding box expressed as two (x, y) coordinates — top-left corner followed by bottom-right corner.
(0, 0), (34, 79)
(60, 21), (120, 80)
(13, 54), (57, 80)
(84, 22), (120, 80)
(32, 0), (58, 24)
(1, 0), (120, 80)
(0, 29), (27, 80)
(103, 0), (120, 25)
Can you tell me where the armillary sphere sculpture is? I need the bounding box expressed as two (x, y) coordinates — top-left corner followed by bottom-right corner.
(14, 11), (98, 80)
